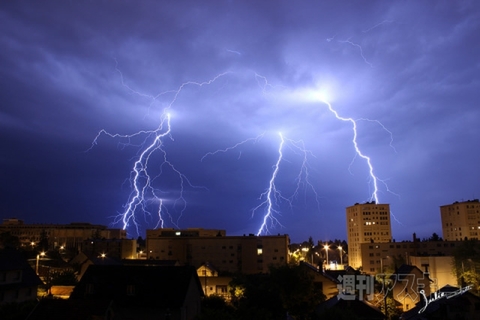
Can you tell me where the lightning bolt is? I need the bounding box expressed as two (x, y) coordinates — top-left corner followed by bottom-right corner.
(253, 133), (321, 235)
(320, 98), (382, 204)
(254, 132), (286, 235)
(338, 38), (374, 68)
(89, 63), (228, 235)
(202, 131), (320, 236)
(200, 132), (265, 161)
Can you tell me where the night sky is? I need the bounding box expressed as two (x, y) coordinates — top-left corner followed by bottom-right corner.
(1, 1), (479, 243)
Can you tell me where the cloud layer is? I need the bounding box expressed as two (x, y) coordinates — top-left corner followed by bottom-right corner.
(1, 1), (479, 242)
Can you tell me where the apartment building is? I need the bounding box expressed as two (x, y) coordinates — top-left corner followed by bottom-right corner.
(146, 228), (289, 274)
(360, 237), (462, 274)
(0, 218), (126, 249)
(346, 202), (392, 269)
(440, 199), (480, 241)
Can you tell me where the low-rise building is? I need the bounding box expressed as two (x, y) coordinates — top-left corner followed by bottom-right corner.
(80, 238), (137, 260)
(196, 263), (232, 299)
(390, 265), (432, 312)
(0, 248), (43, 305)
(401, 285), (480, 319)
(70, 265), (203, 320)
(299, 262), (340, 300)
(409, 255), (458, 290)
(0, 218), (126, 249)
(146, 228), (289, 274)
(360, 235), (462, 274)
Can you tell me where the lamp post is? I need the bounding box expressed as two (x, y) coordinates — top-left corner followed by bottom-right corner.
(36, 251), (45, 275)
(301, 247), (309, 262)
(338, 246), (343, 266)
(324, 244), (329, 268)
(380, 256), (389, 319)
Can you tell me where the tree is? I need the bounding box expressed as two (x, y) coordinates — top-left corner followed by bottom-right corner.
(230, 264), (325, 319)
(39, 229), (49, 251)
(452, 239), (480, 296)
(428, 232), (441, 241)
(196, 295), (237, 320)
(0, 232), (20, 249)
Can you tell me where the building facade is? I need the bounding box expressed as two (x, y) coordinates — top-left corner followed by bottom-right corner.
(146, 228), (289, 274)
(0, 218), (126, 249)
(440, 199), (480, 241)
(80, 238), (137, 260)
(360, 237), (462, 274)
(0, 249), (43, 305)
(346, 202), (392, 269)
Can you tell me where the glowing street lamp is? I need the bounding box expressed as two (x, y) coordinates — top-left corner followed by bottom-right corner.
(36, 251), (45, 275)
(338, 246), (343, 266)
(324, 244), (329, 267)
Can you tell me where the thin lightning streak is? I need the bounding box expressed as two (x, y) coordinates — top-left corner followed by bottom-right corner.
(115, 58), (230, 112)
(89, 65), (228, 235)
(202, 131), (320, 236)
(320, 99), (380, 203)
(200, 132), (265, 161)
(117, 113), (172, 234)
(284, 137), (321, 211)
(357, 118), (397, 153)
(362, 20), (394, 33)
(338, 38), (374, 68)
(254, 132), (287, 236)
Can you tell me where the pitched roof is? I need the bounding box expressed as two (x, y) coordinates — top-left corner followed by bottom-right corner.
(0, 248), (43, 287)
(26, 299), (112, 320)
(316, 295), (385, 319)
(401, 285), (480, 319)
(70, 265), (203, 308)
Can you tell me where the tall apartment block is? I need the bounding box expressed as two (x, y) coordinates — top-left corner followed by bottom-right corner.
(146, 228), (289, 274)
(346, 202), (392, 269)
(440, 199), (480, 241)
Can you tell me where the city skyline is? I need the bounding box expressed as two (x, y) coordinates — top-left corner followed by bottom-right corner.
(1, 1), (479, 242)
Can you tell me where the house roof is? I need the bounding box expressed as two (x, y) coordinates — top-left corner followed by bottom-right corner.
(299, 261), (339, 283)
(0, 248), (43, 287)
(401, 284), (480, 319)
(316, 295), (385, 319)
(70, 265), (204, 308)
(26, 298), (112, 320)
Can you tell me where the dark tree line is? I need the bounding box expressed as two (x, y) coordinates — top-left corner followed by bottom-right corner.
(197, 264), (325, 320)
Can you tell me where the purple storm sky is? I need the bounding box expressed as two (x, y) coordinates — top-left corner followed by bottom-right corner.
(1, 1), (479, 243)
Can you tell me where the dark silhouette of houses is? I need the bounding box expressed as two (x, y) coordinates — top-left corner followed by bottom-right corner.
(401, 284), (480, 319)
(316, 295), (386, 319)
(299, 261), (340, 300)
(0, 248), (43, 305)
(69, 265), (204, 320)
(26, 299), (113, 320)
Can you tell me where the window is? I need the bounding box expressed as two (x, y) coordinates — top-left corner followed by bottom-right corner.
(216, 285), (228, 294)
(13, 271), (21, 281)
(126, 285), (136, 296)
(86, 283), (94, 294)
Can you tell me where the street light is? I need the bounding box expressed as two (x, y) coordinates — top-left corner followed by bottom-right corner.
(324, 244), (329, 268)
(338, 246), (343, 266)
(36, 251), (45, 275)
(301, 247), (309, 262)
